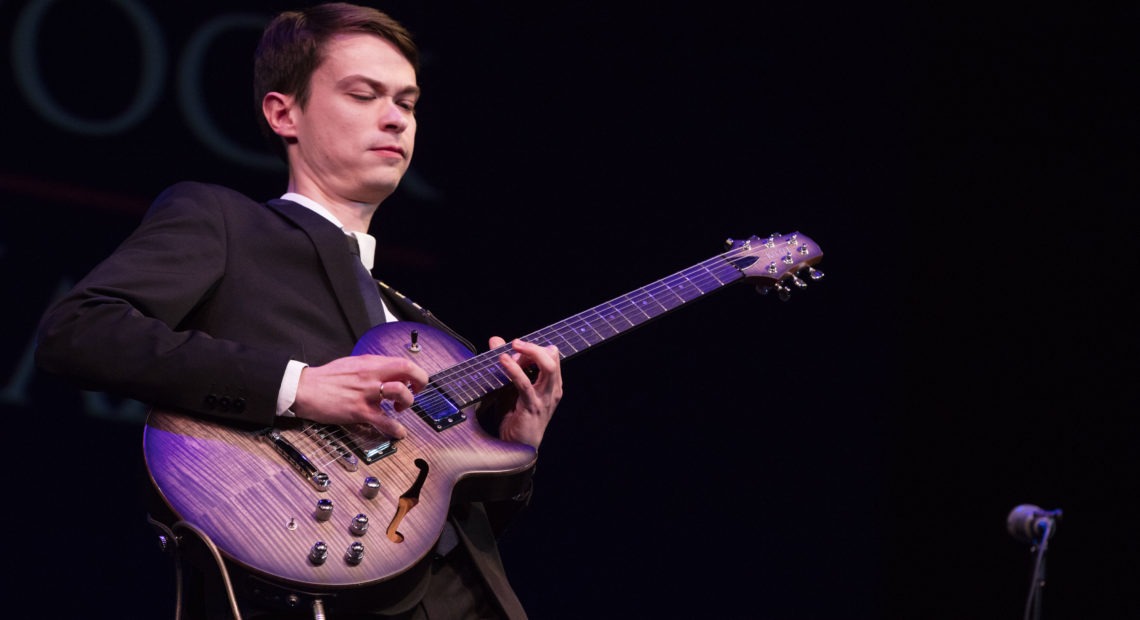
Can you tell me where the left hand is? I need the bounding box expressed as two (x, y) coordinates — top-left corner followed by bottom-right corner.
(490, 337), (562, 449)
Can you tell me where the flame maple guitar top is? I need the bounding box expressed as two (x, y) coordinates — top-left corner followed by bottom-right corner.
(143, 321), (537, 589)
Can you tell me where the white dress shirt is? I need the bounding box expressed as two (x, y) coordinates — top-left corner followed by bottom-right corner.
(275, 192), (396, 416)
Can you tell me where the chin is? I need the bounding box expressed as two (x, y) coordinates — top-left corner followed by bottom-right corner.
(358, 179), (401, 203)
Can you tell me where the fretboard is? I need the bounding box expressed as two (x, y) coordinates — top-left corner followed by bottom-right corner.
(431, 252), (749, 408)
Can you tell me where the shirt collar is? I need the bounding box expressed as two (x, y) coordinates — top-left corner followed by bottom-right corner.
(281, 192), (376, 270)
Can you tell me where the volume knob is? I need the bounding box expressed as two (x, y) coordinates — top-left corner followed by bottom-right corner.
(308, 541), (329, 565)
(350, 513), (369, 536)
(362, 476), (381, 499)
(314, 498), (334, 521)
(345, 541), (365, 565)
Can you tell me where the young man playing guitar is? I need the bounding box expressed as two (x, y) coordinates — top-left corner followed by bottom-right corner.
(36, 3), (562, 618)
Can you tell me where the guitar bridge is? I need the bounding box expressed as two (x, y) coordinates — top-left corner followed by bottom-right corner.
(304, 424), (360, 472)
(260, 429), (331, 492)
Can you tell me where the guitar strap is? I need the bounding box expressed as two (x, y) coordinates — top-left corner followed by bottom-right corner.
(376, 279), (530, 619)
(376, 279), (477, 354)
(448, 501), (528, 619)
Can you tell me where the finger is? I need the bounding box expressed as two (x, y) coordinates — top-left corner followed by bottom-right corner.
(357, 355), (430, 392)
(397, 363), (430, 392)
(367, 410), (408, 440)
(497, 349), (530, 386)
(511, 339), (561, 376)
(378, 380), (417, 411)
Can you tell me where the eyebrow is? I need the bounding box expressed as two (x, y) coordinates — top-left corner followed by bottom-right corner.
(338, 74), (420, 98)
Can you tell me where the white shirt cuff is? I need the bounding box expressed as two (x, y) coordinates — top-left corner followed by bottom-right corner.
(277, 360), (308, 416)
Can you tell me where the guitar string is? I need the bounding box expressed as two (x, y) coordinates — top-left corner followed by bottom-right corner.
(411, 238), (811, 413)
(269, 239), (809, 464)
(415, 239), (802, 409)
(418, 255), (736, 408)
(304, 237), (808, 448)
(300, 421), (357, 469)
(299, 417), (400, 469)
(424, 260), (737, 402)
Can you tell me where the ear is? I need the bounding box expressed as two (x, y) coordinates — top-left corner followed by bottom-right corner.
(262, 92), (298, 138)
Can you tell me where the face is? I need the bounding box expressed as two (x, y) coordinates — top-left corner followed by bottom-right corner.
(283, 33), (419, 206)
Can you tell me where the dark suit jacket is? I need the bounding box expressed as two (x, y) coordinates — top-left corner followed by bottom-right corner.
(37, 180), (475, 425)
(36, 181), (527, 618)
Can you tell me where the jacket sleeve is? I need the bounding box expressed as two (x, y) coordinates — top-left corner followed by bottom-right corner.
(35, 182), (289, 425)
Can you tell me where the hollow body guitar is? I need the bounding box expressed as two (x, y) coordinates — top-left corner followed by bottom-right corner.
(143, 232), (823, 593)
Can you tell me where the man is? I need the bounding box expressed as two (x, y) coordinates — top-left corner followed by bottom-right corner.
(35, 3), (561, 618)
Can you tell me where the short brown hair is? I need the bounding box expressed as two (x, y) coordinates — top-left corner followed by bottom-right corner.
(253, 2), (419, 157)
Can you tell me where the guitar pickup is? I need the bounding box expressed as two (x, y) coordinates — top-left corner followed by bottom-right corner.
(337, 423), (398, 465)
(413, 387), (466, 432)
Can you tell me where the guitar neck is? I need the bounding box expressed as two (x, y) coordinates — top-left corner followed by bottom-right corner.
(429, 240), (778, 409)
(525, 251), (747, 360)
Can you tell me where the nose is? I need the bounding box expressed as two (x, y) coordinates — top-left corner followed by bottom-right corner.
(380, 98), (411, 132)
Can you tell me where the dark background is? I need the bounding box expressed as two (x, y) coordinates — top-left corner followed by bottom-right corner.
(1, 1), (1134, 618)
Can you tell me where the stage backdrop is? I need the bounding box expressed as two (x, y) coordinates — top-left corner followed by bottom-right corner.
(2, 2), (1134, 619)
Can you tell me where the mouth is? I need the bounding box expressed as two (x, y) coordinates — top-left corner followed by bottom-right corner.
(369, 145), (405, 159)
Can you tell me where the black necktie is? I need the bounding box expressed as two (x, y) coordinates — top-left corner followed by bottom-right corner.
(345, 233), (387, 326)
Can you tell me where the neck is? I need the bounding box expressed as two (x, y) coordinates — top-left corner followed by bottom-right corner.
(286, 177), (381, 233)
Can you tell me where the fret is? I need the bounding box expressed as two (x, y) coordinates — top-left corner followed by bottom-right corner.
(581, 307), (621, 340)
(423, 237), (809, 410)
(442, 371), (480, 404)
(665, 273), (703, 303)
(647, 278), (688, 310)
(595, 300), (637, 332)
(626, 288), (670, 319)
(568, 309), (610, 345)
(707, 260), (742, 285)
(529, 326), (579, 357)
(550, 322), (590, 354)
(684, 269), (714, 292)
(473, 364), (507, 394)
(610, 292), (654, 325)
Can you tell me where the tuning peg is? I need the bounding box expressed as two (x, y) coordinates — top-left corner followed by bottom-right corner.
(774, 281), (792, 301)
(757, 279), (799, 300)
(807, 266), (824, 281)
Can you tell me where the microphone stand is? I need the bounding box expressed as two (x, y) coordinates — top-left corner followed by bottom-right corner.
(1021, 520), (1053, 620)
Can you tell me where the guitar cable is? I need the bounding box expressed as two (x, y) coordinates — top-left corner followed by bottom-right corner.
(174, 520), (247, 620)
(148, 514), (245, 620)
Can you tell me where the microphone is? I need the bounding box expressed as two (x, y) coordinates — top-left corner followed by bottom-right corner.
(1006, 504), (1062, 544)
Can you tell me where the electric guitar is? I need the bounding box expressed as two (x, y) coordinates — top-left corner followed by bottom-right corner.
(143, 232), (823, 596)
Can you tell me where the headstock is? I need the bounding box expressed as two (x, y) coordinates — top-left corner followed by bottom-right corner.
(723, 232), (824, 301)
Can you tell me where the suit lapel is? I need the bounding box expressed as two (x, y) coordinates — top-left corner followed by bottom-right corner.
(266, 198), (375, 340)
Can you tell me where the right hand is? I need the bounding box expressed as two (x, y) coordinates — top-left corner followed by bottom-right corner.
(291, 354), (429, 439)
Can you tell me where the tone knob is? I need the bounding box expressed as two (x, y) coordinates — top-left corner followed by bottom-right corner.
(345, 541), (365, 565)
(362, 476), (381, 499)
(314, 498), (334, 521)
(350, 513), (369, 536)
(308, 541), (328, 565)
